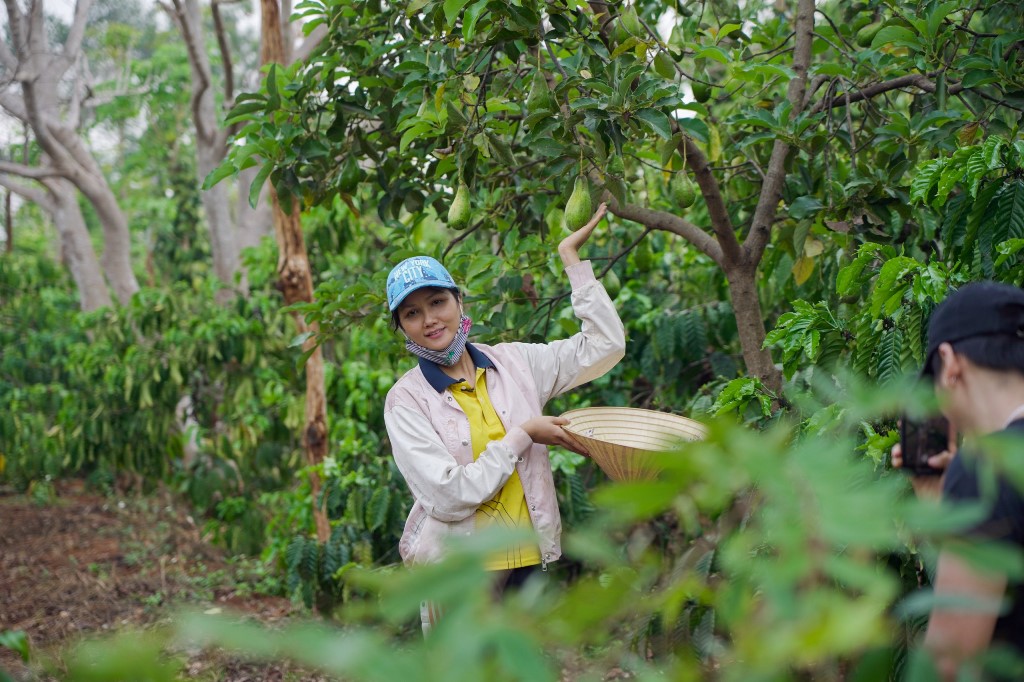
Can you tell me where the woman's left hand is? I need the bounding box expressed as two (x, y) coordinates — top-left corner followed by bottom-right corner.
(559, 202), (608, 267)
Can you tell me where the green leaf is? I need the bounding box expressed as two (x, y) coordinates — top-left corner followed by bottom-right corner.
(634, 108), (673, 139)
(983, 136), (1007, 170)
(961, 69), (1000, 89)
(934, 164), (968, 207)
(202, 161), (237, 191)
(406, 0), (430, 15)
(493, 628), (556, 682)
(610, 36), (640, 60)
(788, 195), (824, 220)
(443, 0), (472, 24)
(289, 331), (314, 348)
(248, 162), (273, 208)
(926, 2), (960, 40)
(224, 100), (268, 124)
(871, 26), (920, 50)
(876, 327), (904, 383)
(367, 487), (390, 531)
(995, 238), (1024, 268)
(462, 0), (488, 40)
(910, 159), (942, 204)
(692, 45), (730, 64)
(998, 179), (1024, 240)
(0, 630), (30, 663)
(399, 121), (435, 152)
(653, 51), (676, 80)
(265, 63), (280, 110)
(965, 147), (988, 197)
(836, 257), (868, 297)
(869, 256), (919, 318)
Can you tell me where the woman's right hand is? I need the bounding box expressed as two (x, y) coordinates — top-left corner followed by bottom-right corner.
(521, 416), (590, 457)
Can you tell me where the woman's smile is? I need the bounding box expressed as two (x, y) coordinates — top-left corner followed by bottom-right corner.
(397, 287), (461, 349)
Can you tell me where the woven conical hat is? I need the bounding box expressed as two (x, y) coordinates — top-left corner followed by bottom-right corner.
(560, 406), (708, 481)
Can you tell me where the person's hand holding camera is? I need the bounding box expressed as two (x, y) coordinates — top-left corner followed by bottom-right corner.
(891, 417), (958, 500)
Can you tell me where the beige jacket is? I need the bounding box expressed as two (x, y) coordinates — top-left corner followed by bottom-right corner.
(383, 261), (626, 566)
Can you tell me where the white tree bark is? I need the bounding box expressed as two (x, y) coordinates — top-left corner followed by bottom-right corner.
(236, 164), (274, 253)
(0, 173), (112, 311)
(0, 0), (140, 305)
(169, 0), (246, 294)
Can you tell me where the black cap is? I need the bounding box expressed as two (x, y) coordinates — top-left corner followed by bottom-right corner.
(922, 281), (1024, 376)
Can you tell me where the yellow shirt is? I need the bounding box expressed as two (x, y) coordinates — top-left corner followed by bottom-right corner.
(450, 367), (541, 570)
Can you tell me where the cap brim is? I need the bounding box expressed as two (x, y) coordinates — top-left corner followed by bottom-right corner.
(388, 281), (458, 311)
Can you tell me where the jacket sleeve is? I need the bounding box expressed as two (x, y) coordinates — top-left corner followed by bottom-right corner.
(510, 260), (626, 405)
(384, 403), (535, 522)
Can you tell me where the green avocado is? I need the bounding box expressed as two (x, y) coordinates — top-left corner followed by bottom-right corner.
(564, 176), (593, 230)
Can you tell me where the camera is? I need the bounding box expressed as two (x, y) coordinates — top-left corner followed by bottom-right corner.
(898, 414), (950, 476)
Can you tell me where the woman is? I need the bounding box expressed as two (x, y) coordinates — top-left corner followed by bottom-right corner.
(382, 203), (625, 632)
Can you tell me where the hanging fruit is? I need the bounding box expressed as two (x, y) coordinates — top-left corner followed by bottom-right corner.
(448, 183), (471, 229)
(526, 69), (554, 113)
(671, 172), (697, 209)
(564, 176), (593, 231)
(338, 156), (365, 193)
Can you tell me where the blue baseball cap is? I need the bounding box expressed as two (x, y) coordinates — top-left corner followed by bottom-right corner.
(386, 256), (458, 311)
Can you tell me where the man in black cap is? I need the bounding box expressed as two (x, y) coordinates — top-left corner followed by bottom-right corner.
(894, 280), (1024, 678)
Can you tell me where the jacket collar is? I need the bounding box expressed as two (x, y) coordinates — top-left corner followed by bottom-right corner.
(419, 342), (495, 393)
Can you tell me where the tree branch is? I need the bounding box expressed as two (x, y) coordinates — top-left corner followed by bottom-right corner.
(45, 120), (104, 177)
(168, 0), (214, 145)
(678, 134), (740, 264)
(64, 0), (94, 59)
(0, 159), (66, 181)
(744, 0), (815, 263)
(211, 0), (234, 103)
(27, 0), (43, 52)
(67, 54), (88, 130)
(0, 90), (28, 121)
(597, 182), (724, 266)
(0, 172), (54, 209)
(3, 0), (24, 54)
(808, 72), (961, 114)
(0, 34), (17, 71)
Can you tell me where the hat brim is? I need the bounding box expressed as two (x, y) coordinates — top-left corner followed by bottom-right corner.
(388, 282), (459, 311)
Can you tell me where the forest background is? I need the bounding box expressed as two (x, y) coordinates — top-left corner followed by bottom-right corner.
(3, 0), (1024, 679)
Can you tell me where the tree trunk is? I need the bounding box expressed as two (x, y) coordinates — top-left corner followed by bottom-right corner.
(236, 164), (274, 253)
(724, 264), (778, 393)
(261, 0), (330, 545)
(4, 189), (11, 253)
(67, 167), (140, 305)
(197, 144), (243, 293)
(173, 0), (244, 296)
(0, 0), (142, 306)
(0, 174), (112, 311)
(51, 179), (113, 311)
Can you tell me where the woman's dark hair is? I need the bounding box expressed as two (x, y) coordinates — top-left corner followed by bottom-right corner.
(931, 334), (1024, 377)
(389, 287), (461, 332)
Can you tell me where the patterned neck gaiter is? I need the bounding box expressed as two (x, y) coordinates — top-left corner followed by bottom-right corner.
(404, 315), (472, 366)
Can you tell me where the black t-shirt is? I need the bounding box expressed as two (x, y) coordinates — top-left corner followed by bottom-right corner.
(942, 419), (1024, 651)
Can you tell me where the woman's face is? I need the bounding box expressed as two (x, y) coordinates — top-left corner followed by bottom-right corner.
(396, 287), (461, 349)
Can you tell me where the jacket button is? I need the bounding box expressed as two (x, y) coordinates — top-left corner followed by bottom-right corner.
(517, 456), (524, 463)
(461, 439), (469, 446)
(531, 505), (536, 511)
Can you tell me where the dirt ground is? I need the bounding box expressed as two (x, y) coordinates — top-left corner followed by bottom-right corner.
(1, 481), (640, 682)
(0, 480), (328, 681)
